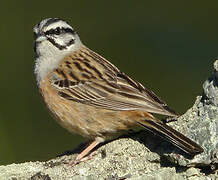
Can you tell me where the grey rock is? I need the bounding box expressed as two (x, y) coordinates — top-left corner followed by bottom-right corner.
(203, 60), (218, 106)
(170, 60), (218, 169)
(0, 61), (217, 179)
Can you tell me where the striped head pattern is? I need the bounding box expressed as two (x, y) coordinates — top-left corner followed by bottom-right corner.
(33, 18), (83, 83)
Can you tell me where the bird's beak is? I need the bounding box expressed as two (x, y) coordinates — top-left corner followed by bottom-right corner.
(35, 35), (47, 43)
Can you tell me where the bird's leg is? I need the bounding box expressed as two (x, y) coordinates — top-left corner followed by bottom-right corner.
(69, 139), (102, 166)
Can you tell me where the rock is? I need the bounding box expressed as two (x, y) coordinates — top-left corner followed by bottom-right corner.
(0, 61), (217, 180)
(203, 60), (218, 106)
(171, 60), (218, 169)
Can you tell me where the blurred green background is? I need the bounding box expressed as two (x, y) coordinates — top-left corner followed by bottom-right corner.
(0, 1), (217, 165)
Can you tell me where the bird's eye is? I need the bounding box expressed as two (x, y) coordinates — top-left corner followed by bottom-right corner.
(54, 27), (61, 34)
(45, 27), (62, 36)
(44, 27), (75, 37)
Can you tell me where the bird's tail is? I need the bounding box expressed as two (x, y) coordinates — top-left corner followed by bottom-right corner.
(138, 118), (203, 155)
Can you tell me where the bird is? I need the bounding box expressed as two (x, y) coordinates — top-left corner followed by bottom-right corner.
(33, 18), (203, 165)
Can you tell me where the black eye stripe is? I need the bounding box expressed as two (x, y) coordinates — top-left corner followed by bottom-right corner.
(47, 37), (66, 50)
(64, 28), (75, 34)
(47, 37), (75, 50)
(45, 27), (75, 36)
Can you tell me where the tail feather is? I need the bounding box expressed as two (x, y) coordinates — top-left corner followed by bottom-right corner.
(138, 120), (203, 155)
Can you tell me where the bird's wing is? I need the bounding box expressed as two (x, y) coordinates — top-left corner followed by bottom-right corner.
(49, 46), (177, 116)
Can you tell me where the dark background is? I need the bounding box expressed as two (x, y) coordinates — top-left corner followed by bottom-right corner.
(0, 1), (217, 165)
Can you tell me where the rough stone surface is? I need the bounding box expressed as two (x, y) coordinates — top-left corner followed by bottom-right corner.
(0, 61), (217, 180)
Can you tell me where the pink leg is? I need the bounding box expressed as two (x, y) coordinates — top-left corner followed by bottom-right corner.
(70, 140), (101, 165)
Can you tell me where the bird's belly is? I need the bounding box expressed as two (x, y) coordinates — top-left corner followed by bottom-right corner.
(40, 84), (143, 139)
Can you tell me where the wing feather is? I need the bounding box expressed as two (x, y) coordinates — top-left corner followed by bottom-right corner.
(49, 46), (177, 116)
